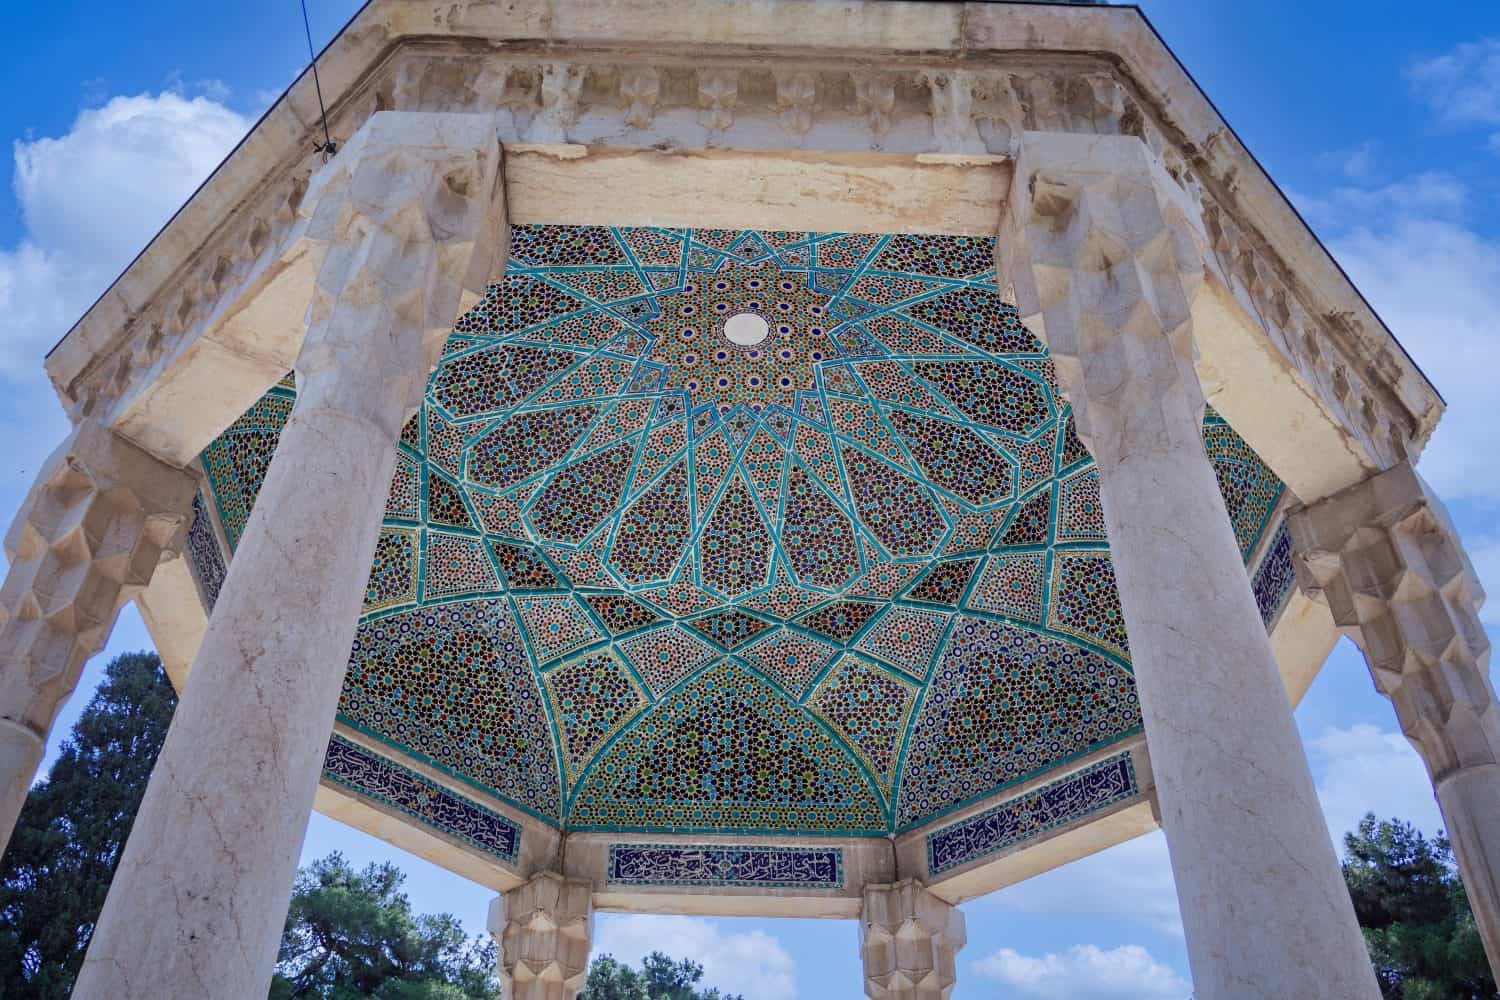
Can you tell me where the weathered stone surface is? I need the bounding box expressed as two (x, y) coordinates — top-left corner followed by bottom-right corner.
(859, 880), (964, 1000)
(1000, 131), (1380, 1000)
(0, 419), (195, 853)
(1291, 460), (1499, 977)
(490, 872), (594, 1000)
(71, 112), (507, 1000)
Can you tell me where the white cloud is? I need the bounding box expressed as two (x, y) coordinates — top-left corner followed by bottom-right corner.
(1314, 141), (1380, 181)
(12, 91), (248, 282)
(592, 914), (797, 1000)
(1407, 37), (1500, 148)
(981, 830), (1183, 939)
(1323, 215), (1500, 504)
(1308, 723), (1444, 850)
(1290, 171), (1468, 233)
(0, 89), (247, 513)
(971, 943), (1190, 1000)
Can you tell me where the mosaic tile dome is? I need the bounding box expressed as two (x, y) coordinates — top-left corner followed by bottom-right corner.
(201, 226), (1284, 837)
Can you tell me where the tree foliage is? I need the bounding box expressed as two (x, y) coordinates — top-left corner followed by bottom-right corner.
(271, 853), (499, 999)
(0, 650), (178, 998)
(1343, 813), (1496, 1000)
(580, 952), (743, 1000)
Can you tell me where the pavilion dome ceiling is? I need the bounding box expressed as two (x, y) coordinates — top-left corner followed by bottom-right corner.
(199, 225), (1285, 837)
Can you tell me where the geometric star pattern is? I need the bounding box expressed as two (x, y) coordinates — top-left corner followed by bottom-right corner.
(201, 226), (1285, 835)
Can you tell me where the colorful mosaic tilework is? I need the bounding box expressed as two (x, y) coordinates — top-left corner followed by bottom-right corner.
(322, 735), (520, 863)
(199, 226), (1287, 842)
(200, 383), (294, 548)
(926, 753), (1137, 875)
(607, 843), (844, 888)
(897, 618), (1140, 827)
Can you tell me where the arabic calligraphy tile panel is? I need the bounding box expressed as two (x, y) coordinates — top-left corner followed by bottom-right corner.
(1251, 518), (1296, 627)
(607, 844), (844, 889)
(323, 735), (521, 863)
(185, 492), (226, 611)
(926, 753), (1138, 876)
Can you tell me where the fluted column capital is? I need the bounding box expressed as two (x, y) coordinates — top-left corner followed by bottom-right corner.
(998, 131), (1214, 464)
(859, 879), (965, 1000)
(0, 419), (196, 732)
(490, 872), (595, 1000)
(1290, 461), (1493, 780)
(296, 111), (507, 438)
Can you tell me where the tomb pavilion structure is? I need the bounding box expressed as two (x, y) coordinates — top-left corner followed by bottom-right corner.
(0, 0), (1492, 997)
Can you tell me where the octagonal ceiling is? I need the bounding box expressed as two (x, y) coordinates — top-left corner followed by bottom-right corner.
(199, 226), (1284, 838)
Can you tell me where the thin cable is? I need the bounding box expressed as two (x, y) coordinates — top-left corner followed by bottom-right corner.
(300, 0), (337, 160)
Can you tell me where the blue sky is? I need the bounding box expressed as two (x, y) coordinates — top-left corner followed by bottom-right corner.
(2, 2), (1498, 997)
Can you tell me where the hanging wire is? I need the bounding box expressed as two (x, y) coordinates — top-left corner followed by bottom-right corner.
(301, 0), (338, 160)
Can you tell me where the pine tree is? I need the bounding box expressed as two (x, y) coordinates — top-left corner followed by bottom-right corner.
(580, 952), (743, 1000)
(0, 651), (178, 998)
(271, 853), (500, 999)
(1343, 813), (1497, 1000)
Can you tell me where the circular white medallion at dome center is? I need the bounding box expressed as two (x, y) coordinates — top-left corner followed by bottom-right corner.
(723, 312), (770, 348)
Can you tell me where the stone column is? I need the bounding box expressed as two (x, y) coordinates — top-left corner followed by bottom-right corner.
(1291, 461), (1499, 976)
(0, 420), (196, 852)
(72, 112), (507, 999)
(489, 872), (594, 1000)
(859, 879), (965, 1000)
(999, 131), (1380, 999)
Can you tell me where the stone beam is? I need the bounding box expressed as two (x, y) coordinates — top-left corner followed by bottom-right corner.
(89, 145), (1006, 471)
(48, 0), (1438, 496)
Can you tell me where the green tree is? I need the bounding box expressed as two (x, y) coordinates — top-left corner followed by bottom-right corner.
(580, 952), (743, 1000)
(271, 852), (499, 999)
(1343, 813), (1496, 1000)
(0, 650), (178, 999)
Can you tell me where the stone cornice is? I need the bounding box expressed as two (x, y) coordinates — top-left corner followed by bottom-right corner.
(46, 0), (1440, 482)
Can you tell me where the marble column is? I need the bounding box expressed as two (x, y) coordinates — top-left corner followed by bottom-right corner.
(489, 872), (594, 1000)
(999, 131), (1380, 999)
(72, 112), (507, 999)
(1290, 461), (1499, 977)
(0, 419), (196, 853)
(859, 879), (965, 1000)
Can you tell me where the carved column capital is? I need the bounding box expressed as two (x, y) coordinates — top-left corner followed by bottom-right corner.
(296, 112), (507, 438)
(998, 131), (1213, 464)
(859, 879), (965, 1000)
(1290, 461), (1494, 780)
(490, 872), (594, 1000)
(0, 419), (197, 732)
(0, 418), (197, 851)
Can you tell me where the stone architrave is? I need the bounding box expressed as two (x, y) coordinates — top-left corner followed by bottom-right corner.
(859, 879), (965, 1000)
(1291, 461), (1499, 976)
(71, 112), (507, 999)
(489, 872), (595, 1000)
(0, 419), (196, 852)
(999, 130), (1381, 1000)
